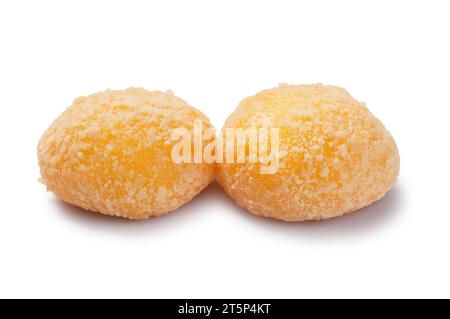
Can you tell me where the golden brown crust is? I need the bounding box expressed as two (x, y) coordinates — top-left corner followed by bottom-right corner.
(216, 83), (400, 221)
(38, 88), (215, 219)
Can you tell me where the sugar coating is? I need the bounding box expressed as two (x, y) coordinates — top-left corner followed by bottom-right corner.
(216, 84), (400, 221)
(38, 88), (215, 219)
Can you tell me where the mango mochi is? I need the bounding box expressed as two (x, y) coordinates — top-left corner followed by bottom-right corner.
(217, 84), (399, 221)
(38, 88), (215, 219)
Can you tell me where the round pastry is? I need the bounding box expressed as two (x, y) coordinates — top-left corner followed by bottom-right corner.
(216, 83), (399, 221)
(38, 88), (215, 219)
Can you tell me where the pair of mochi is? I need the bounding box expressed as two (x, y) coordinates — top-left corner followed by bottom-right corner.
(38, 85), (399, 221)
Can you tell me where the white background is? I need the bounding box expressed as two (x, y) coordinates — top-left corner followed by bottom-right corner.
(0, 0), (449, 298)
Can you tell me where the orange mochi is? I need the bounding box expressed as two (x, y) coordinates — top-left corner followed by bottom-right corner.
(38, 88), (215, 219)
(216, 84), (399, 221)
